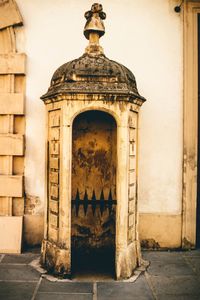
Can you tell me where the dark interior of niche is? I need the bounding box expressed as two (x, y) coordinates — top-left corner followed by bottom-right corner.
(71, 110), (117, 276)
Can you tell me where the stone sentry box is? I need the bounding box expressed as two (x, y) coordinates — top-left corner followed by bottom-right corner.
(41, 3), (146, 280)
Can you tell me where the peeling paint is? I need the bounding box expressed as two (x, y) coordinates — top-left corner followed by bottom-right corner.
(182, 237), (195, 249)
(25, 194), (41, 215)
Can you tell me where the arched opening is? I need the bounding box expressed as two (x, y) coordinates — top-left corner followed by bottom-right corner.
(71, 110), (117, 279)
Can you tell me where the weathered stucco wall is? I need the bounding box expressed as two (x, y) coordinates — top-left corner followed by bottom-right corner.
(16, 0), (183, 247)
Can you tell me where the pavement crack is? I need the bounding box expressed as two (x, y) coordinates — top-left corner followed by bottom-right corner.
(31, 277), (42, 300)
(144, 271), (158, 300)
(0, 255), (5, 263)
(93, 282), (97, 300)
(38, 292), (92, 295)
(182, 254), (200, 282)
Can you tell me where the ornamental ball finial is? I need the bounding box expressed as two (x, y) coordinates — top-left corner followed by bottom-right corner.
(84, 3), (106, 40)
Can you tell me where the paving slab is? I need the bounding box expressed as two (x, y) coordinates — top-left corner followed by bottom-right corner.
(184, 257), (200, 274)
(147, 260), (194, 276)
(35, 293), (93, 300)
(150, 275), (200, 297)
(143, 251), (187, 263)
(97, 276), (154, 300)
(39, 279), (93, 293)
(0, 250), (200, 299)
(0, 264), (40, 281)
(0, 281), (37, 300)
(156, 294), (200, 300)
(182, 250), (200, 257)
(2, 253), (39, 264)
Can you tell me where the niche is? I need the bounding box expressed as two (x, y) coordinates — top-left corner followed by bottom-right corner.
(71, 110), (117, 276)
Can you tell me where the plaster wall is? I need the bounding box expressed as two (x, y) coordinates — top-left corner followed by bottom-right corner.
(15, 0), (183, 244)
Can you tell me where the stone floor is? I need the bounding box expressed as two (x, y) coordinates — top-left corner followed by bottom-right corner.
(0, 249), (200, 299)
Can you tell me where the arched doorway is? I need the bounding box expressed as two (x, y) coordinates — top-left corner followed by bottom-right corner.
(71, 110), (117, 278)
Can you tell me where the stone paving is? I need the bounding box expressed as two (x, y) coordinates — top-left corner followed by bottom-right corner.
(0, 249), (200, 299)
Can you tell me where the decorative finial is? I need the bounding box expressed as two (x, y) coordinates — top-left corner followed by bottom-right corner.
(84, 3), (106, 55)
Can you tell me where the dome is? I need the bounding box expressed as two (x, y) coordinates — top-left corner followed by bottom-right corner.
(41, 3), (146, 103)
(41, 53), (146, 102)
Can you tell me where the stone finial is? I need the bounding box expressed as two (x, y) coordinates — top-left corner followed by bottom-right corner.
(84, 3), (106, 55)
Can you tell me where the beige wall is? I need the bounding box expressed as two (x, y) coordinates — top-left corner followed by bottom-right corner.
(15, 0), (183, 246)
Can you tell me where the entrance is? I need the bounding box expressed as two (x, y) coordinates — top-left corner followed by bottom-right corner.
(71, 110), (117, 277)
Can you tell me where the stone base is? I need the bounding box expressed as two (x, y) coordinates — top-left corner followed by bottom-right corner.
(116, 240), (141, 280)
(41, 240), (71, 278)
(41, 239), (142, 280)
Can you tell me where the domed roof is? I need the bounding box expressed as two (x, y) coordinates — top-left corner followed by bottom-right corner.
(41, 53), (145, 102)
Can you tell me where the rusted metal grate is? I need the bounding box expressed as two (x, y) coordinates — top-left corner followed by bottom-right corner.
(72, 189), (117, 216)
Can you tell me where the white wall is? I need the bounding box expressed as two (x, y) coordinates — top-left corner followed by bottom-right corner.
(16, 0), (183, 215)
